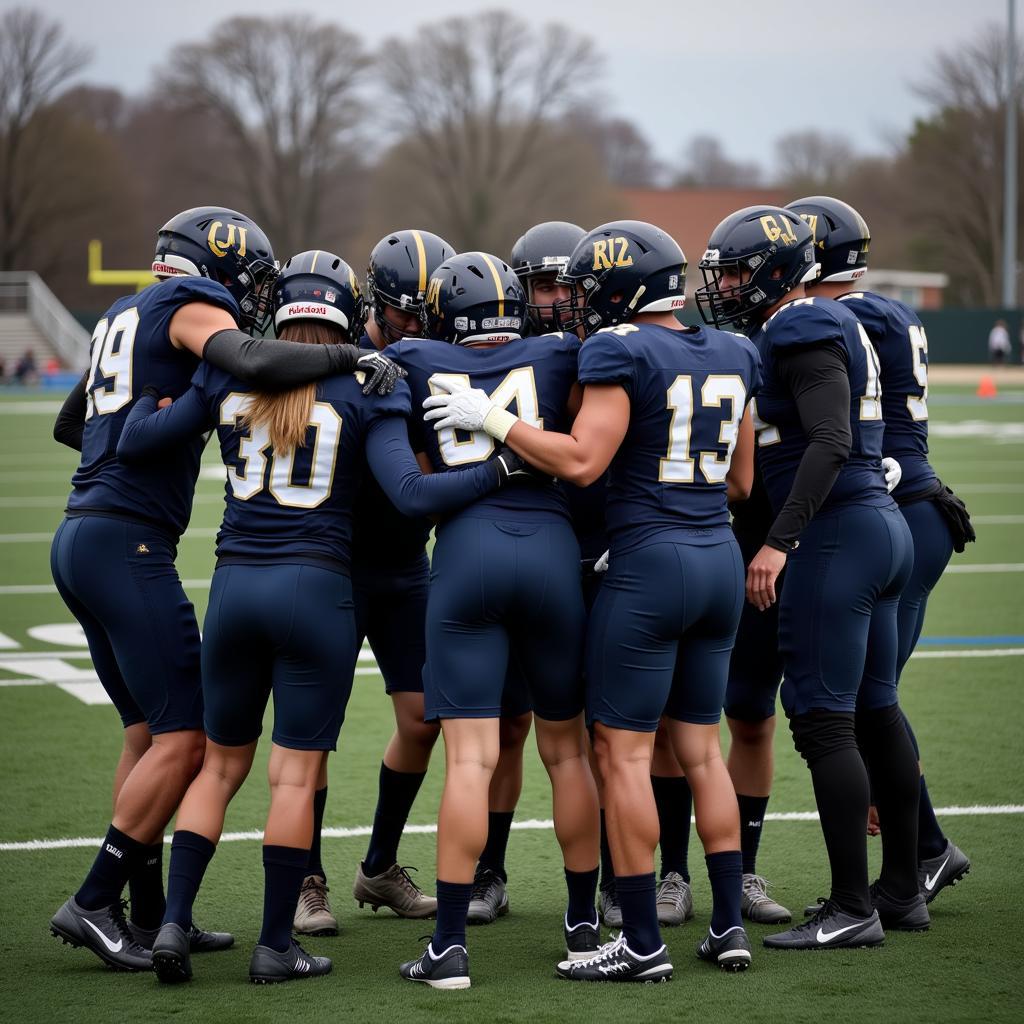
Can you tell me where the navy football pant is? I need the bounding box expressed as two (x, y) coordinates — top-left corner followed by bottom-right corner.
(724, 528), (785, 722)
(586, 539), (745, 732)
(896, 497), (955, 676)
(779, 504), (914, 717)
(352, 553), (429, 694)
(50, 515), (202, 733)
(424, 516), (585, 721)
(202, 563), (357, 750)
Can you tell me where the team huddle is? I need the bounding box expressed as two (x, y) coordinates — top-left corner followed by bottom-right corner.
(46, 198), (975, 989)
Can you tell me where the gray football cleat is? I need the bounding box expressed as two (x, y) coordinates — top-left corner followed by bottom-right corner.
(656, 871), (694, 926)
(50, 896), (152, 972)
(742, 873), (792, 924)
(294, 874), (338, 936)
(353, 863), (437, 919)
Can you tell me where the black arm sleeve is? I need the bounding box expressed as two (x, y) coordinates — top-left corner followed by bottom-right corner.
(202, 329), (361, 389)
(764, 343), (853, 552)
(53, 372), (88, 451)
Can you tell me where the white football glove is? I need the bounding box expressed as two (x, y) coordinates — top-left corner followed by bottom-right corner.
(881, 456), (902, 494)
(422, 379), (519, 441)
(594, 549), (610, 573)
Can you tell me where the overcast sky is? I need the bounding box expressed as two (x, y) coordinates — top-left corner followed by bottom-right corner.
(13, 0), (1011, 172)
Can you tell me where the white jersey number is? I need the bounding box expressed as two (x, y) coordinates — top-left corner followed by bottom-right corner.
(429, 367), (543, 466)
(660, 374), (748, 484)
(85, 307), (140, 419)
(907, 324), (929, 421)
(219, 393), (342, 509)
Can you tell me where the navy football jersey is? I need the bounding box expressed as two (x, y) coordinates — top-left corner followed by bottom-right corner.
(578, 323), (761, 554)
(66, 278), (239, 537)
(752, 297), (889, 514)
(351, 332), (431, 568)
(387, 334), (580, 522)
(838, 291), (937, 500)
(136, 364), (410, 569)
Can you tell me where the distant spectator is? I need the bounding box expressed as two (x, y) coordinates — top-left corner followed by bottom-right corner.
(45, 356), (60, 376)
(0, 358), (6, 385)
(988, 319), (1011, 365)
(14, 348), (37, 386)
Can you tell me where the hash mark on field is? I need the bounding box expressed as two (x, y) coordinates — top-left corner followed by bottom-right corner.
(3, 806), (1022, 852)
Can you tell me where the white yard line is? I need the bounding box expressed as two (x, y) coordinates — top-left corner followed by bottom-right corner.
(3, 806), (1022, 852)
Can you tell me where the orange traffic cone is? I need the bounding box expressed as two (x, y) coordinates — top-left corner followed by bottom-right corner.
(977, 375), (998, 398)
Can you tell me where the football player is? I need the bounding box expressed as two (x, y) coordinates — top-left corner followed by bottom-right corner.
(426, 221), (760, 981)
(114, 252), (522, 984)
(48, 209), (407, 973)
(788, 196), (974, 902)
(391, 252), (601, 989)
(464, 221), (589, 927)
(696, 206), (925, 949)
(294, 230), (455, 936)
(511, 218), (696, 931)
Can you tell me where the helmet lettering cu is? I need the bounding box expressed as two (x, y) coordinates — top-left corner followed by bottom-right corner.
(509, 221), (586, 334)
(695, 205), (818, 331)
(422, 252), (527, 346)
(152, 206), (278, 333)
(556, 220), (687, 337)
(367, 229), (456, 344)
(785, 196), (871, 283)
(272, 250), (367, 342)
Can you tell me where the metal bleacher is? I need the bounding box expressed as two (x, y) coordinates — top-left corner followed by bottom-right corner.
(0, 273), (90, 381)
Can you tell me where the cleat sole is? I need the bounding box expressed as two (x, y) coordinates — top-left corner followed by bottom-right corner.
(152, 951), (191, 984)
(294, 927), (338, 938)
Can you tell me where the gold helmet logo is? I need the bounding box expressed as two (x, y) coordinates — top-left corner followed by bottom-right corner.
(207, 221), (248, 259)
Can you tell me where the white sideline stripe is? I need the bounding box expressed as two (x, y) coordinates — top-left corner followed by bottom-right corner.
(4, 560), (1024, 596)
(3, 806), (1022, 853)
(970, 515), (1024, 524)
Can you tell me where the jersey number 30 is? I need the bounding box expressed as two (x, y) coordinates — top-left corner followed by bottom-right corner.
(660, 375), (747, 484)
(219, 394), (341, 509)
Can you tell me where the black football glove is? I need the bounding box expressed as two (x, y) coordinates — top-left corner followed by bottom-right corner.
(355, 351), (407, 396)
(492, 448), (551, 487)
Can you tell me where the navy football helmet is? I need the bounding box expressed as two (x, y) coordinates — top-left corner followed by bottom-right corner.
(152, 206), (278, 333)
(556, 220), (687, 336)
(423, 252), (527, 345)
(272, 250), (366, 342)
(367, 229), (456, 343)
(510, 221), (586, 333)
(786, 196), (871, 283)
(696, 206), (818, 330)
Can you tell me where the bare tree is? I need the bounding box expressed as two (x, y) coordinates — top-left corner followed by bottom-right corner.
(774, 130), (856, 196)
(673, 135), (762, 188)
(376, 10), (602, 251)
(158, 16), (373, 257)
(902, 23), (1024, 305)
(0, 7), (89, 269)
(565, 111), (664, 188)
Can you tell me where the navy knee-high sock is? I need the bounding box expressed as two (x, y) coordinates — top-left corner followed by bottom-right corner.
(129, 841), (167, 929)
(432, 880), (473, 952)
(363, 764), (427, 877)
(164, 830), (216, 929)
(736, 794), (770, 876)
(599, 810), (615, 889)
(478, 811), (515, 882)
(259, 845), (309, 953)
(706, 850), (743, 933)
(76, 824), (146, 910)
(307, 786), (328, 880)
(564, 867), (599, 928)
(651, 776), (691, 882)
(615, 873), (662, 956)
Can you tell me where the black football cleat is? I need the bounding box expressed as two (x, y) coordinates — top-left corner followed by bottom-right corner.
(151, 922), (192, 984)
(696, 926), (753, 971)
(50, 896), (152, 972)
(399, 941), (471, 989)
(249, 939), (331, 984)
(466, 867), (508, 925)
(564, 916), (601, 962)
(870, 882), (930, 931)
(130, 920), (234, 953)
(764, 899), (884, 950)
(556, 934), (672, 983)
(919, 840), (971, 904)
